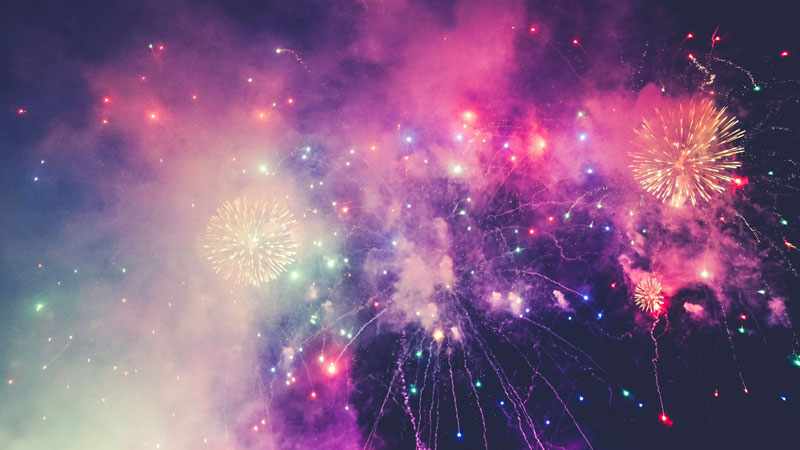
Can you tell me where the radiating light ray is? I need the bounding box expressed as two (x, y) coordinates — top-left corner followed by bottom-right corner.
(631, 99), (745, 206)
(205, 196), (298, 285)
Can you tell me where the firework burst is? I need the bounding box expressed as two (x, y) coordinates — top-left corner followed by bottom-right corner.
(205, 196), (298, 286)
(634, 277), (665, 313)
(631, 99), (745, 206)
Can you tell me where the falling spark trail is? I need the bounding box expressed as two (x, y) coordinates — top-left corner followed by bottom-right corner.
(520, 317), (621, 386)
(335, 307), (388, 363)
(398, 347), (424, 449)
(650, 317), (666, 416)
(447, 350), (462, 438)
(417, 349), (432, 445)
(716, 297), (748, 392)
(499, 325), (595, 449)
(364, 346), (405, 450)
(428, 354), (441, 447)
(535, 373), (595, 450)
(42, 338), (73, 370)
(463, 358), (489, 450)
(516, 270), (588, 305)
(464, 314), (540, 449)
(275, 47), (311, 72)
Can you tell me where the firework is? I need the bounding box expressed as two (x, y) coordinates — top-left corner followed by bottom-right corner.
(205, 196), (298, 285)
(634, 277), (665, 313)
(630, 99), (745, 206)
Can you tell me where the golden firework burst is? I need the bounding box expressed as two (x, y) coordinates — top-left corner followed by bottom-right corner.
(634, 277), (665, 313)
(205, 196), (298, 286)
(630, 99), (745, 206)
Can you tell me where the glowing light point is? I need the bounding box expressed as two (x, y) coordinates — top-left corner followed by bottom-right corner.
(753, 85), (761, 91)
(686, 33), (694, 39)
(310, 391), (317, 399)
(700, 270), (710, 279)
(578, 395), (585, 402)
(456, 432), (462, 439)
(579, 133), (587, 141)
(416, 350), (423, 358)
(638, 402), (644, 408)
(572, 39), (579, 45)
(475, 380), (482, 388)
(583, 295), (589, 301)
(410, 385), (417, 394)
(433, 329), (445, 342)
(35, 303), (44, 312)
(781, 51), (790, 57)
(622, 389), (630, 397)
(781, 396), (787, 401)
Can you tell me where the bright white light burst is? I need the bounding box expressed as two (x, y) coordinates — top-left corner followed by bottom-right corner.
(205, 196), (298, 286)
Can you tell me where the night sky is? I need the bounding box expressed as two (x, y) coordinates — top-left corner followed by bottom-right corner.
(2, 1), (799, 449)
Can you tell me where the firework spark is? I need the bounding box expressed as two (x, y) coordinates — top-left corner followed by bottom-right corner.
(634, 277), (665, 313)
(205, 196), (298, 285)
(631, 99), (745, 206)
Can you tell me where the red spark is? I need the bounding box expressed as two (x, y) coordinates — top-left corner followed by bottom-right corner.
(781, 51), (790, 58)
(743, 388), (749, 394)
(373, 301), (380, 308)
(660, 414), (673, 426)
(731, 176), (748, 189)
(740, 314), (747, 320)
(287, 98), (294, 104)
(785, 239), (797, 250)
(17, 108), (26, 115)
(713, 389), (719, 398)
(548, 216), (554, 222)
(714, 36), (721, 42)
(688, 53), (695, 60)
(158, 44), (165, 51)
(610, 282), (616, 288)
(102, 119), (109, 125)
(572, 39), (579, 45)
(686, 33), (694, 39)
(103, 97), (110, 104)
(310, 391), (317, 399)
(529, 26), (537, 33)
(528, 228), (536, 235)
(341, 206), (349, 214)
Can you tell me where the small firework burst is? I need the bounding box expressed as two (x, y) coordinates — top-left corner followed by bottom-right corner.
(634, 277), (665, 313)
(205, 196), (298, 286)
(630, 99), (745, 206)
